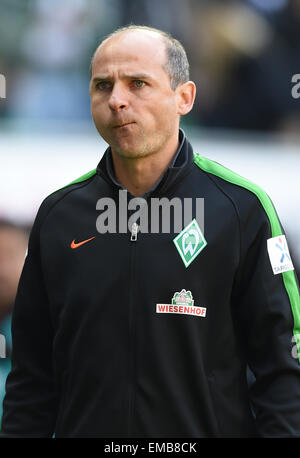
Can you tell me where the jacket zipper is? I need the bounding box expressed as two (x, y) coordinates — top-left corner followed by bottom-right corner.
(128, 222), (139, 436)
(130, 222), (139, 242)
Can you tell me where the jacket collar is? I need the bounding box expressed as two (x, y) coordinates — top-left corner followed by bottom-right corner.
(96, 128), (194, 198)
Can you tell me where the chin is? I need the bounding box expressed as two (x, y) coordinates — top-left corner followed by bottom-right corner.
(113, 142), (149, 159)
(118, 150), (148, 159)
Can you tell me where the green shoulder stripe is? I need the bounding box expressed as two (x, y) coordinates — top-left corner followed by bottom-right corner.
(66, 168), (97, 187)
(194, 154), (281, 234)
(194, 153), (300, 362)
(50, 168), (97, 195)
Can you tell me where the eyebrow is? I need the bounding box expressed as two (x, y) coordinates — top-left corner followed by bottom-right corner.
(91, 73), (155, 83)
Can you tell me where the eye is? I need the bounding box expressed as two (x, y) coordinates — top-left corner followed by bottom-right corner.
(96, 81), (111, 90)
(134, 80), (145, 88)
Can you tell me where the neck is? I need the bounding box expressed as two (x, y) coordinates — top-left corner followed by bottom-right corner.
(111, 134), (180, 197)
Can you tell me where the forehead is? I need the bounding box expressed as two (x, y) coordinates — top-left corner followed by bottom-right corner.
(92, 30), (168, 77)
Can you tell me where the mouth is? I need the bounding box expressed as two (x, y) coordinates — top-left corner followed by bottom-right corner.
(113, 122), (135, 129)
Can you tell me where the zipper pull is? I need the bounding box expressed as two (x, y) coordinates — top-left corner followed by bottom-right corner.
(130, 222), (139, 241)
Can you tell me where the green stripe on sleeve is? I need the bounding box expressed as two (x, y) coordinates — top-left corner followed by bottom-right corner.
(194, 153), (300, 362)
(67, 169), (97, 187)
(49, 169), (97, 196)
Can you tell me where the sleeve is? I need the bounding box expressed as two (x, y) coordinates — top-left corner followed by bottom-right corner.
(0, 210), (58, 437)
(233, 197), (300, 437)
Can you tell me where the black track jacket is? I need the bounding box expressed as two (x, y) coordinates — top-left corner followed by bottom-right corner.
(1, 131), (300, 438)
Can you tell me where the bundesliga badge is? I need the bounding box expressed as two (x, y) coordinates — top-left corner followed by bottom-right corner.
(173, 219), (207, 268)
(156, 289), (206, 318)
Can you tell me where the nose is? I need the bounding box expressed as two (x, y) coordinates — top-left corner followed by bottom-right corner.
(108, 83), (129, 112)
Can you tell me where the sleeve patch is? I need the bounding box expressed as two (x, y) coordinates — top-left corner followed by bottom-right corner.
(267, 235), (294, 275)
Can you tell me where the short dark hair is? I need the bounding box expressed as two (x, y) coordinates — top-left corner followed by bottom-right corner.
(90, 24), (190, 90)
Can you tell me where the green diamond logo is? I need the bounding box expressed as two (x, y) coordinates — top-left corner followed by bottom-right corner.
(173, 219), (207, 268)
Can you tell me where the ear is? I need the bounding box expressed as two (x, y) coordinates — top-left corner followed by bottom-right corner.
(175, 81), (196, 116)
(175, 81), (196, 115)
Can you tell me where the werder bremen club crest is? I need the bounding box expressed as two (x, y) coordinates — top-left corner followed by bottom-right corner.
(173, 219), (207, 268)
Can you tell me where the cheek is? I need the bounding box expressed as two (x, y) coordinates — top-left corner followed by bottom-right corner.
(91, 96), (104, 114)
(151, 98), (177, 126)
(91, 102), (107, 130)
(91, 99), (100, 118)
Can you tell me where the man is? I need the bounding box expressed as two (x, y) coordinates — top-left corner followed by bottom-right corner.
(1, 25), (300, 438)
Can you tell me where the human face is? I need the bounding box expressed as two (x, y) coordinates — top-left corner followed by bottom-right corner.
(89, 31), (180, 159)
